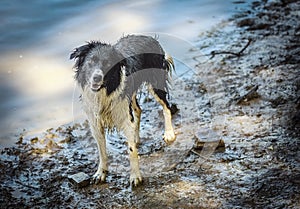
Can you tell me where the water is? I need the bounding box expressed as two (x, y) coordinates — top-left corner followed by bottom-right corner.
(0, 0), (252, 147)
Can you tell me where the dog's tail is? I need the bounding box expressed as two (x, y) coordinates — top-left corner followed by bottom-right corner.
(165, 53), (175, 72)
(164, 53), (175, 83)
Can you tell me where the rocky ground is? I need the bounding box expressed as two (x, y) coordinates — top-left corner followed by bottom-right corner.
(0, 0), (299, 208)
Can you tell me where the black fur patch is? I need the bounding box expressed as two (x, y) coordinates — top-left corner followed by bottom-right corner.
(70, 41), (106, 66)
(129, 103), (134, 123)
(153, 88), (171, 109)
(102, 62), (122, 96)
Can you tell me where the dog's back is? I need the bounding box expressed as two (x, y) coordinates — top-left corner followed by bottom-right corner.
(115, 35), (170, 98)
(115, 35), (164, 59)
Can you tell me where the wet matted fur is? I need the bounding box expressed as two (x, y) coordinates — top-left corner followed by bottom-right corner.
(70, 35), (176, 186)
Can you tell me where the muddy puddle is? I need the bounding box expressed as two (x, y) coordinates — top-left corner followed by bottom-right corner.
(1, 0), (300, 208)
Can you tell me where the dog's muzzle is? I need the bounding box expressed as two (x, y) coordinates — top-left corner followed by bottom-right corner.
(90, 70), (104, 92)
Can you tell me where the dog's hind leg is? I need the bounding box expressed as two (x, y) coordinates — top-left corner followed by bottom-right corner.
(131, 93), (142, 145)
(150, 87), (176, 144)
(89, 123), (108, 184)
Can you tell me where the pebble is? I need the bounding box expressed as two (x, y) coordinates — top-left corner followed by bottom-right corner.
(68, 172), (90, 188)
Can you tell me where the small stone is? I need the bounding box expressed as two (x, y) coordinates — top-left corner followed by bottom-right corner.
(30, 137), (39, 144)
(68, 172), (90, 188)
(194, 128), (225, 152)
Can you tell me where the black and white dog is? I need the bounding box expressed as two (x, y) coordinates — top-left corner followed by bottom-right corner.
(70, 35), (176, 186)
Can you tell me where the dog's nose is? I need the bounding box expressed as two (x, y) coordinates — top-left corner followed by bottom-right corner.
(93, 75), (103, 83)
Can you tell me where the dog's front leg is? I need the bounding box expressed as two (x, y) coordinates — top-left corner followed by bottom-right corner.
(123, 123), (142, 187)
(90, 124), (108, 184)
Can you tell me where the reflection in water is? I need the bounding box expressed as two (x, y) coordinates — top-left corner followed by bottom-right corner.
(0, 0), (251, 146)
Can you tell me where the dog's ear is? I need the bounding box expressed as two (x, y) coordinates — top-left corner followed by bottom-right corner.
(70, 41), (100, 69)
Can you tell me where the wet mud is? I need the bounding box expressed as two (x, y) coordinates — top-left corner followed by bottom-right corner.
(1, 0), (299, 208)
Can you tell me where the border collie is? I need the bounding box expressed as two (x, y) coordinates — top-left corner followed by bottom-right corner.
(70, 35), (176, 186)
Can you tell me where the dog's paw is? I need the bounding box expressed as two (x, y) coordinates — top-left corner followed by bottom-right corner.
(163, 130), (176, 144)
(130, 172), (143, 187)
(90, 169), (107, 185)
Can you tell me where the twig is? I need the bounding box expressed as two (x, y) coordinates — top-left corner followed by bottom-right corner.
(15, 180), (40, 190)
(190, 149), (217, 162)
(210, 38), (252, 59)
(235, 85), (259, 104)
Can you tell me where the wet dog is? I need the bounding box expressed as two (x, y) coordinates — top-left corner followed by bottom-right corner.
(70, 35), (176, 186)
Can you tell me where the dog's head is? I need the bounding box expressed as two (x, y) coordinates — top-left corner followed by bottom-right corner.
(70, 41), (126, 94)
